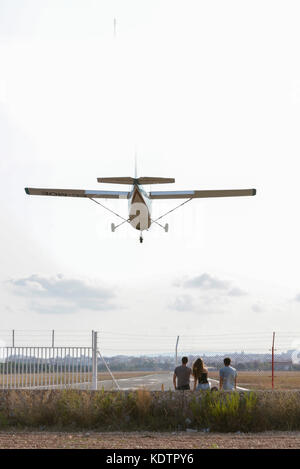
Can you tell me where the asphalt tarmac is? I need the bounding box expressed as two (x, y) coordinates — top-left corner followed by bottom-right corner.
(97, 372), (223, 391)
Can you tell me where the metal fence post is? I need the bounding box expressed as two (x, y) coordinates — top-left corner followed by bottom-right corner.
(272, 331), (275, 390)
(92, 331), (98, 390)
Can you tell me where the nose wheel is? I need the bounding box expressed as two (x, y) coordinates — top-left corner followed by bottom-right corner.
(139, 233), (143, 243)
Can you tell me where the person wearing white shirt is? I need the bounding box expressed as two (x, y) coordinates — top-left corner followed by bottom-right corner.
(219, 357), (237, 391)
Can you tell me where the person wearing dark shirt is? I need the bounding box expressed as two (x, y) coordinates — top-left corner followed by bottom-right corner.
(192, 357), (211, 391)
(173, 356), (192, 390)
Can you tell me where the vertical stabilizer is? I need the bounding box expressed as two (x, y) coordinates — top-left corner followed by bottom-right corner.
(134, 152), (138, 178)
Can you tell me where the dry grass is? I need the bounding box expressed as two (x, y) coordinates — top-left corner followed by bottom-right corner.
(209, 371), (300, 390)
(1, 370), (299, 390)
(0, 372), (91, 387)
(1, 389), (300, 432)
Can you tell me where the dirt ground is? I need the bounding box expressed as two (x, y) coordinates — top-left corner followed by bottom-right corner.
(0, 431), (300, 449)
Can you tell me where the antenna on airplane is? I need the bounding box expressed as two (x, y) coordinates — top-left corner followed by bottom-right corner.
(113, 17), (117, 38)
(134, 150), (138, 178)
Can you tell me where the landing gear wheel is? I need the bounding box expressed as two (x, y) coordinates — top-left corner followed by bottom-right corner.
(164, 223), (169, 232)
(139, 233), (143, 243)
(111, 223), (116, 232)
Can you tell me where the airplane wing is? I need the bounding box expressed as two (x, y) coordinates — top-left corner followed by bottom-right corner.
(149, 189), (256, 199)
(24, 188), (130, 199)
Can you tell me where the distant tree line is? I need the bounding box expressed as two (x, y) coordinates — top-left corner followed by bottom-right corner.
(1, 356), (300, 374)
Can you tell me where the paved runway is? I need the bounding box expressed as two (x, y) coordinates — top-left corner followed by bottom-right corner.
(26, 372), (249, 391)
(98, 372), (174, 391)
(97, 372), (225, 391)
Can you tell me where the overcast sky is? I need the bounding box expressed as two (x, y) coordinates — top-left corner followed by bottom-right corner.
(1, 0), (300, 354)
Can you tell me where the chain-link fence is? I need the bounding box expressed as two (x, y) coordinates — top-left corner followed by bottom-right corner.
(0, 330), (93, 348)
(98, 330), (300, 391)
(0, 330), (299, 390)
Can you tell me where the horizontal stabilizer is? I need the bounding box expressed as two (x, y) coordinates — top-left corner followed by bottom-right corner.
(97, 177), (135, 184)
(150, 189), (256, 199)
(97, 176), (175, 185)
(137, 177), (175, 185)
(25, 188), (130, 199)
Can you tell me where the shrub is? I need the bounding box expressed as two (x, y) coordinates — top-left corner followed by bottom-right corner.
(0, 389), (300, 432)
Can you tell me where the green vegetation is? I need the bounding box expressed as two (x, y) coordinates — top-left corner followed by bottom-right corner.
(1, 389), (300, 432)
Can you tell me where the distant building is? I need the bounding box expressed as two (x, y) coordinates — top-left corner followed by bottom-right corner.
(275, 361), (293, 371)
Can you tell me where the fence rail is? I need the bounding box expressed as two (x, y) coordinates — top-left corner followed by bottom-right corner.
(0, 332), (100, 390)
(0, 347), (95, 389)
(0, 330), (299, 391)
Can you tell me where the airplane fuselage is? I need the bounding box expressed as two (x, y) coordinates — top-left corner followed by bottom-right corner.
(128, 183), (152, 231)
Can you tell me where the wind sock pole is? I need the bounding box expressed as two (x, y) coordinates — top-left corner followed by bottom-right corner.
(175, 336), (179, 366)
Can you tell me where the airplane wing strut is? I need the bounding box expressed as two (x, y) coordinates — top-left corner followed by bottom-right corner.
(89, 197), (130, 223)
(151, 198), (193, 226)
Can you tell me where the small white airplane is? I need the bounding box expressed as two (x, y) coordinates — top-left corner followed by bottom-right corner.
(25, 174), (256, 243)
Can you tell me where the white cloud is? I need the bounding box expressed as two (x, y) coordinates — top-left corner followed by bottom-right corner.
(251, 303), (263, 313)
(8, 274), (116, 314)
(170, 272), (250, 316)
(182, 273), (230, 290)
(171, 294), (195, 312)
(169, 293), (227, 315)
(228, 287), (247, 297)
(177, 272), (247, 298)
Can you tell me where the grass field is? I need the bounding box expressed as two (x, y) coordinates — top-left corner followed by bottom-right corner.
(0, 370), (299, 390)
(209, 370), (300, 390)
